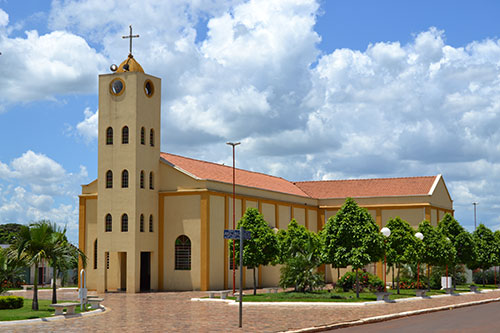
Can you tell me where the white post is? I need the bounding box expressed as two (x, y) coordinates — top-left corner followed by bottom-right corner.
(79, 269), (87, 311)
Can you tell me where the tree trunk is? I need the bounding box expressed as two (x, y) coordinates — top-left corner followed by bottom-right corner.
(355, 268), (360, 298)
(253, 267), (257, 295)
(33, 263), (39, 310)
(392, 266), (395, 289)
(483, 268), (486, 287)
(397, 263), (400, 295)
(52, 259), (57, 304)
(338, 267), (340, 280)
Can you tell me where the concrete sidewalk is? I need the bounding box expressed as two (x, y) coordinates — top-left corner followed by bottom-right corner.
(4, 288), (500, 332)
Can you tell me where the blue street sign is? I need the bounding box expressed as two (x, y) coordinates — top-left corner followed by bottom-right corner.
(224, 229), (251, 239)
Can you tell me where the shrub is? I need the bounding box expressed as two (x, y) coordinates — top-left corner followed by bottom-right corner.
(473, 269), (498, 285)
(0, 296), (23, 309)
(398, 278), (428, 289)
(338, 271), (383, 292)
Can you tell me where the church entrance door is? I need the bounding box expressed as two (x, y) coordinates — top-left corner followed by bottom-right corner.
(140, 252), (151, 291)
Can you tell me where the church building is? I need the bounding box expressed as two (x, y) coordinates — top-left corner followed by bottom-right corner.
(78, 50), (454, 293)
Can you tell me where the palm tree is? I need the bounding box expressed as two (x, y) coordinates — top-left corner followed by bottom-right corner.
(46, 223), (87, 304)
(15, 221), (54, 310)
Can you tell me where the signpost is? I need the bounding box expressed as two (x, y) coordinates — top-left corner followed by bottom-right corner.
(224, 228), (251, 328)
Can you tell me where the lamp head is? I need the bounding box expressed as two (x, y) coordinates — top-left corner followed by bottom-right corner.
(415, 232), (424, 240)
(381, 227), (391, 237)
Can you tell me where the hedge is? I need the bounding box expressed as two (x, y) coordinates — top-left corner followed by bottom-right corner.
(0, 296), (23, 309)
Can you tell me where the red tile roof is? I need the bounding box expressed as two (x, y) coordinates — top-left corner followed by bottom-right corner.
(160, 153), (310, 197)
(160, 152), (438, 199)
(294, 176), (437, 199)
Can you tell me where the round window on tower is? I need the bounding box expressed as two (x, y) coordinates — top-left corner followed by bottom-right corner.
(144, 80), (154, 97)
(110, 78), (125, 96)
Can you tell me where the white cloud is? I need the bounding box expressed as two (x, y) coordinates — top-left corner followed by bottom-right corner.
(10, 0), (500, 233)
(0, 151), (86, 242)
(76, 107), (98, 141)
(0, 9), (8, 27)
(0, 28), (107, 104)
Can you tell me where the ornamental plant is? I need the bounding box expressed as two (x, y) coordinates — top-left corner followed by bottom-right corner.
(337, 271), (383, 292)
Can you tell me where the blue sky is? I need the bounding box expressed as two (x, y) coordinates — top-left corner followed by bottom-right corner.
(1, 0), (500, 244)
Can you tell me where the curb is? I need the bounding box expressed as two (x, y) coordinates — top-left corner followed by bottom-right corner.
(0, 305), (108, 326)
(282, 297), (500, 332)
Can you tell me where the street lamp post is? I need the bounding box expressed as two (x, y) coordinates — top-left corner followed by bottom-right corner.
(415, 232), (424, 289)
(473, 202), (478, 230)
(227, 142), (240, 295)
(381, 227), (391, 292)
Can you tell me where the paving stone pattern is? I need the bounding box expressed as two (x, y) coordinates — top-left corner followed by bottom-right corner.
(4, 289), (500, 332)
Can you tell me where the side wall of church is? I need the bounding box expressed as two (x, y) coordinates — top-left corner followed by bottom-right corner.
(163, 194), (202, 290)
(85, 198), (98, 290)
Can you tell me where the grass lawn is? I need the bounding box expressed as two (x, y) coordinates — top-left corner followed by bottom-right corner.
(226, 286), (495, 303)
(0, 299), (87, 321)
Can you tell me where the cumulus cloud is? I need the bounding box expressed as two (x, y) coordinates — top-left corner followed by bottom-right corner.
(0, 151), (86, 242)
(76, 107), (98, 142)
(0, 27), (107, 104)
(62, 1), (500, 231)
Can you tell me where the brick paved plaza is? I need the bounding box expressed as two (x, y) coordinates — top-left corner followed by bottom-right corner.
(2, 289), (500, 332)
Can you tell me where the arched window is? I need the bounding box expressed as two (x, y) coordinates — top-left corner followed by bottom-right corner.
(175, 235), (191, 270)
(150, 129), (154, 147)
(94, 239), (98, 269)
(106, 170), (113, 188)
(141, 127), (145, 145)
(122, 170), (129, 188)
(140, 214), (144, 232)
(149, 215), (153, 232)
(122, 126), (129, 144)
(121, 214), (128, 232)
(140, 170), (145, 189)
(106, 127), (113, 145)
(149, 172), (154, 190)
(105, 214), (112, 232)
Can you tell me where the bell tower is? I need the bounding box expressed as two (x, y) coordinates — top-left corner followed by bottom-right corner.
(96, 28), (161, 293)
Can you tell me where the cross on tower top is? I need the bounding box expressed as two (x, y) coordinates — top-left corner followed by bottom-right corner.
(122, 25), (139, 56)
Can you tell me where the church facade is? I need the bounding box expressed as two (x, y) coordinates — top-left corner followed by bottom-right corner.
(78, 55), (454, 293)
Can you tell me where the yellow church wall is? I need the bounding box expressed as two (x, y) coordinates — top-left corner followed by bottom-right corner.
(85, 198), (98, 290)
(163, 194), (201, 290)
(431, 209), (438, 226)
(307, 209), (318, 232)
(319, 195), (430, 207)
(209, 194), (225, 290)
(206, 180), (317, 207)
(82, 180), (97, 194)
(278, 205), (291, 229)
(261, 203), (276, 227)
(293, 207), (305, 226)
(381, 208), (425, 228)
(159, 162), (205, 191)
(430, 177), (453, 209)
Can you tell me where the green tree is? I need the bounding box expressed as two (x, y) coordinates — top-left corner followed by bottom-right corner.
(14, 221), (54, 310)
(385, 217), (418, 294)
(231, 208), (278, 295)
(0, 247), (26, 292)
(437, 214), (476, 287)
(417, 221), (446, 286)
(472, 224), (498, 286)
(0, 223), (23, 244)
(494, 230), (500, 284)
(322, 198), (384, 298)
(277, 219), (323, 292)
